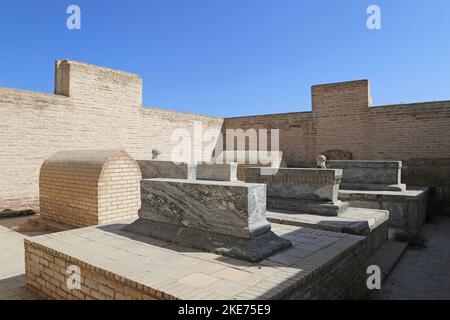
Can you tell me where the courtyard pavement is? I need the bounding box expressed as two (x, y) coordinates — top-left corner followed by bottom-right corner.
(1, 216), (450, 300)
(381, 217), (450, 300)
(0, 224), (39, 299)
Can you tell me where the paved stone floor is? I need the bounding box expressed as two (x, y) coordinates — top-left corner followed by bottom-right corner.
(26, 222), (364, 300)
(0, 225), (39, 299)
(1, 216), (450, 300)
(380, 217), (450, 300)
(0, 216), (49, 300)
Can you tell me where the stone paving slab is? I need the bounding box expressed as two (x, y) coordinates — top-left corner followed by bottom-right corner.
(381, 217), (450, 300)
(25, 221), (366, 300)
(339, 188), (427, 200)
(267, 207), (389, 235)
(0, 225), (39, 300)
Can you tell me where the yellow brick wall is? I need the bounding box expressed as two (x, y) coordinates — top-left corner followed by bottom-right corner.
(222, 80), (450, 185)
(25, 240), (165, 300)
(97, 155), (142, 225)
(223, 112), (316, 167)
(312, 80), (373, 159)
(0, 60), (223, 212)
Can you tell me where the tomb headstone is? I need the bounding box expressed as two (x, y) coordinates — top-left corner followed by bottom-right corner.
(137, 160), (196, 180)
(245, 167), (349, 216)
(327, 160), (406, 191)
(196, 163), (238, 181)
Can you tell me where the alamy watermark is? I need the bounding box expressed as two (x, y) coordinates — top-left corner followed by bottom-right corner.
(367, 5), (381, 30)
(366, 265), (381, 290)
(170, 120), (280, 169)
(66, 265), (81, 290)
(66, 5), (81, 30)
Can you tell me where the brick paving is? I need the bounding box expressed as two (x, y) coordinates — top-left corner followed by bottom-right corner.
(381, 217), (450, 300)
(25, 222), (365, 300)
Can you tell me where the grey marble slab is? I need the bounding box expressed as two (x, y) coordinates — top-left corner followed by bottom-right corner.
(244, 167), (348, 216)
(124, 178), (291, 262)
(327, 160), (405, 191)
(137, 160), (196, 180)
(196, 163), (238, 182)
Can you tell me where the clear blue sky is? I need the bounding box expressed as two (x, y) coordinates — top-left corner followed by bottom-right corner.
(0, 1), (449, 117)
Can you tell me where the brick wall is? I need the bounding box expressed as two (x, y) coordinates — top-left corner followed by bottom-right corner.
(224, 112), (316, 167)
(25, 240), (162, 300)
(0, 60), (223, 213)
(312, 80), (373, 159)
(222, 80), (450, 191)
(2, 62), (450, 213)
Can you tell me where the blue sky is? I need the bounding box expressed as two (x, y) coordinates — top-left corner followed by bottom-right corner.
(0, 1), (449, 117)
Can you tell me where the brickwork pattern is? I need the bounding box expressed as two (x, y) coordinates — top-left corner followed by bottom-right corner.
(0, 60), (223, 213)
(222, 81), (450, 190)
(39, 149), (141, 227)
(25, 240), (159, 300)
(3, 62), (450, 211)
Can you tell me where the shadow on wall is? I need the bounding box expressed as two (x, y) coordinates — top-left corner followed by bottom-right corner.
(403, 159), (450, 217)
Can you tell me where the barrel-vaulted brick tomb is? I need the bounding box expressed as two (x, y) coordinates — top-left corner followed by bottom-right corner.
(124, 178), (291, 262)
(244, 167), (389, 253)
(39, 149), (142, 227)
(327, 160), (428, 231)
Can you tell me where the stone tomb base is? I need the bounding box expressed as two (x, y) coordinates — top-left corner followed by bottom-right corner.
(338, 189), (428, 230)
(267, 198), (349, 216)
(266, 207), (389, 254)
(123, 219), (290, 263)
(25, 222), (370, 300)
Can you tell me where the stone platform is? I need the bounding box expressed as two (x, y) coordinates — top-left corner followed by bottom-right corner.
(25, 221), (370, 300)
(338, 188), (428, 230)
(266, 207), (389, 253)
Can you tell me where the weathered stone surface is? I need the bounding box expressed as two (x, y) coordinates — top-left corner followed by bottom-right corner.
(124, 178), (291, 262)
(338, 188), (428, 230)
(136, 178), (269, 238)
(137, 160), (196, 180)
(267, 197), (349, 216)
(267, 207), (389, 254)
(124, 219), (290, 263)
(327, 160), (406, 191)
(138, 160), (238, 182)
(196, 163), (238, 182)
(266, 206), (388, 234)
(245, 167), (349, 216)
